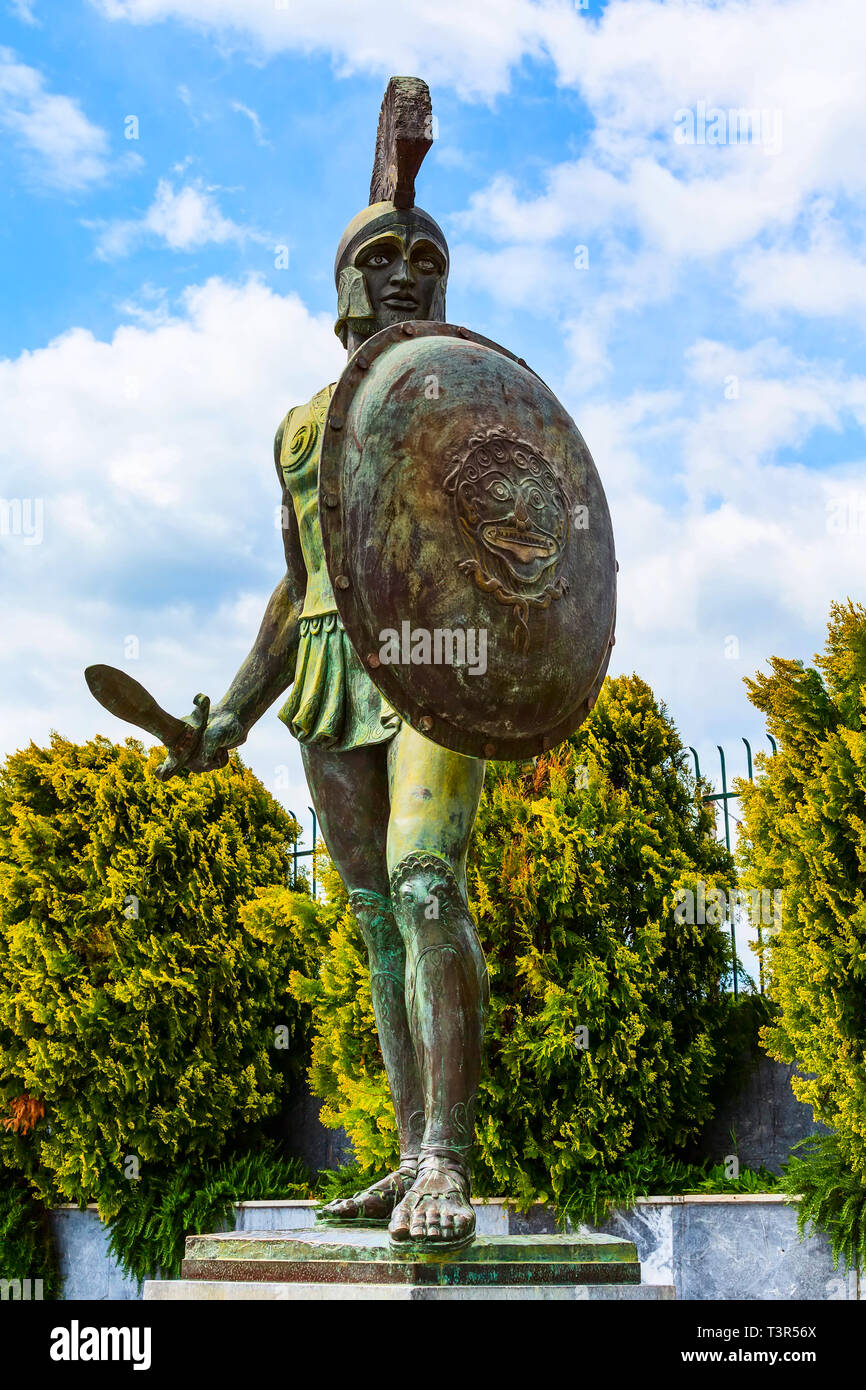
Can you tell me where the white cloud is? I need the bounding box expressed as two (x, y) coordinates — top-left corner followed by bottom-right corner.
(90, 0), (548, 101)
(580, 337), (866, 759)
(1, 275), (342, 533)
(0, 47), (110, 190)
(440, 0), (866, 348)
(680, 338), (861, 474)
(146, 179), (249, 249)
(92, 178), (265, 257)
(231, 100), (269, 147)
(8, 0), (40, 24)
(1, 276), (343, 813)
(737, 220), (866, 320)
(88, 0), (866, 161)
(451, 241), (573, 316)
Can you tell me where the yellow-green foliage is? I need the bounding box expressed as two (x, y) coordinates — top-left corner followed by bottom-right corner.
(0, 734), (311, 1217)
(290, 675), (735, 1205)
(739, 600), (866, 1177)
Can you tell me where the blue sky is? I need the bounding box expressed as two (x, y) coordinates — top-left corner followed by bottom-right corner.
(2, 1), (865, 974)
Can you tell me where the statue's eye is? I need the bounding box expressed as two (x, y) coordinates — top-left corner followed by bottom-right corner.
(366, 253), (391, 268)
(488, 480), (511, 501)
(416, 257), (436, 273)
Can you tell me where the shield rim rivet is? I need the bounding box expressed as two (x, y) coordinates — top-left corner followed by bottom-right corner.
(335, 574), (350, 590)
(418, 714), (434, 732)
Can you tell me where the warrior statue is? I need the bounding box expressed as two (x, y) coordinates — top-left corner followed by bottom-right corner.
(86, 77), (616, 1254)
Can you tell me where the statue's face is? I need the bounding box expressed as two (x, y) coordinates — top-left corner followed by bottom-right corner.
(353, 232), (446, 328)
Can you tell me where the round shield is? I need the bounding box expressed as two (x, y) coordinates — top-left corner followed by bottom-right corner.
(319, 321), (616, 760)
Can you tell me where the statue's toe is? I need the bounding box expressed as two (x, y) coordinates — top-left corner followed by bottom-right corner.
(409, 1203), (429, 1239)
(389, 1197), (413, 1242)
(452, 1207), (473, 1238)
(422, 1202), (442, 1240)
(323, 1196), (357, 1219)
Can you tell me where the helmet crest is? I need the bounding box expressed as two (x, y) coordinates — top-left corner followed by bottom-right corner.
(334, 77), (449, 345)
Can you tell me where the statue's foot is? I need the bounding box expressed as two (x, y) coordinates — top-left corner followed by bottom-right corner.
(388, 1154), (475, 1251)
(316, 1164), (417, 1226)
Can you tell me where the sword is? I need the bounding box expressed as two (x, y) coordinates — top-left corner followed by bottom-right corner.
(84, 665), (222, 781)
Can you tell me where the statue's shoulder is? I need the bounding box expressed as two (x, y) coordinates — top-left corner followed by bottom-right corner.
(274, 383), (338, 472)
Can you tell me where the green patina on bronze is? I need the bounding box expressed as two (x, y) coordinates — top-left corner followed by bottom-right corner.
(185, 1229), (638, 1264)
(181, 1229), (641, 1286)
(83, 76), (617, 1259)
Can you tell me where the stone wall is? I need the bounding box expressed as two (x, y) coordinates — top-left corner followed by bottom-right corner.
(277, 1082), (353, 1174)
(597, 1196), (857, 1301)
(691, 1058), (826, 1174)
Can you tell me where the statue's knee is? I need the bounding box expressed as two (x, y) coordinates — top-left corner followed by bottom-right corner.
(390, 853), (488, 1008)
(348, 888), (404, 971)
(389, 852), (461, 944)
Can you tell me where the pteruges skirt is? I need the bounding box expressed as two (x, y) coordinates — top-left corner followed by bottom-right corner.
(279, 612), (400, 752)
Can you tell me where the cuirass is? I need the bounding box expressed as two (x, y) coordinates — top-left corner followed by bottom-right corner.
(278, 382), (337, 618)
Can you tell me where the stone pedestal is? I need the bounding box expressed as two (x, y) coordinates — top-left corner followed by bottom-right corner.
(143, 1226), (675, 1300)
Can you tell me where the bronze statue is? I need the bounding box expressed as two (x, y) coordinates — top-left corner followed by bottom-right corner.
(86, 77), (616, 1254)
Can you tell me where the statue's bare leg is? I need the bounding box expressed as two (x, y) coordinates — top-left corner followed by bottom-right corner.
(301, 741), (426, 1224)
(385, 725), (488, 1250)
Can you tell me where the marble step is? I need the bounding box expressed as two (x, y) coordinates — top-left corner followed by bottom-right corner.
(147, 1278), (675, 1301)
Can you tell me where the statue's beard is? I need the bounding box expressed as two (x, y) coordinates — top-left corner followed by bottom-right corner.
(375, 303), (426, 329)
(343, 304), (418, 344)
(374, 282), (447, 331)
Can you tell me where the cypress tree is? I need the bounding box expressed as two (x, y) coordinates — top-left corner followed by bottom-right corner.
(739, 600), (866, 1179)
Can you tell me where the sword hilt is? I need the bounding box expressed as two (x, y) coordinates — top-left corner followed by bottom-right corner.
(155, 693), (223, 782)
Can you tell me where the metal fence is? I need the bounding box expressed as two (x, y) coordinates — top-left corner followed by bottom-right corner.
(288, 806), (319, 896)
(688, 737), (778, 996)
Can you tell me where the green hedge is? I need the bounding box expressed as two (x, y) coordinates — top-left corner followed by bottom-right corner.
(0, 735), (314, 1220)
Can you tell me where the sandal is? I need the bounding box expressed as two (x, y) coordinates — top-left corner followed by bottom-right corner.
(316, 1164), (417, 1226)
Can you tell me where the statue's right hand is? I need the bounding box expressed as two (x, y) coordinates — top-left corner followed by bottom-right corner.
(156, 703), (246, 781)
(193, 706), (247, 772)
